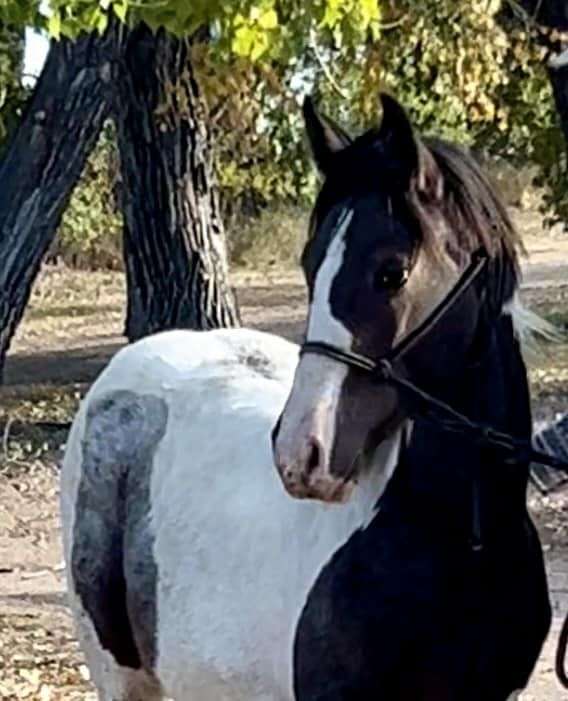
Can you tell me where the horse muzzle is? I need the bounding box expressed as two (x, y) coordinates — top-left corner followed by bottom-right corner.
(272, 406), (356, 503)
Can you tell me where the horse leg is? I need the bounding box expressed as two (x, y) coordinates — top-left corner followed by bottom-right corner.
(95, 667), (163, 701)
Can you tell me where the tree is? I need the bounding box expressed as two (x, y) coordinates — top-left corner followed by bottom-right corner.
(514, 0), (568, 147)
(498, 0), (568, 223)
(2, 0), (568, 377)
(0, 0), (382, 374)
(0, 23), (120, 376)
(309, 2), (566, 225)
(115, 24), (239, 338)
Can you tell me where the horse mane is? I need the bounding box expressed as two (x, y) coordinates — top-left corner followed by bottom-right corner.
(398, 136), (524, 320)
(423, 138), (523, 268)
(422, 140), (565, 353)
(504, 293), (564, 362)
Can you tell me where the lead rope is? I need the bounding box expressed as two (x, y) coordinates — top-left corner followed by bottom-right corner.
(299, 344), (568, 474)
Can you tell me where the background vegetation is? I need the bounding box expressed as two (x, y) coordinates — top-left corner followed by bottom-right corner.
(1, 1), (566, 269)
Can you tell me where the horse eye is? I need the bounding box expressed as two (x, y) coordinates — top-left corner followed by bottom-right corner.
(373, 266), (409, 292)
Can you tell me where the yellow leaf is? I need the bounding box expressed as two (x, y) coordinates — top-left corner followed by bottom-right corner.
(258, 9), (278, 29)
(359, 0), (380, 26)
(321, 0), (343, 28)
(48, 11), (61, 39)
(232, 25), (255, 57)
(250, 33), (269, 60)
(97, 12), (108, 34)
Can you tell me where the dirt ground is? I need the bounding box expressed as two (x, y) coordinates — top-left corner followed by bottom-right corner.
(1, 211), (568, 699)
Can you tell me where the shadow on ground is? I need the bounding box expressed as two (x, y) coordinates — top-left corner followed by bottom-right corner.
(3, 275), (307, 389)
(4, 342), (124, 387)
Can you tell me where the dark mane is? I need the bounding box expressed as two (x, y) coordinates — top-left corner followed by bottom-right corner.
(306, 123), (524, 310)
(421, 138), (523, 273)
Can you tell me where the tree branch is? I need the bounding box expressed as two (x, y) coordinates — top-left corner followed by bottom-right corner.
(309, 29), (348, 100)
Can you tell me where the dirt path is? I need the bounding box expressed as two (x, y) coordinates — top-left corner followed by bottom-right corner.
(1, 220), (568, 699)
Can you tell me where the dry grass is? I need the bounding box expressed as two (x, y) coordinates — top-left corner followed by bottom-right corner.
(228, 206), (309, 269)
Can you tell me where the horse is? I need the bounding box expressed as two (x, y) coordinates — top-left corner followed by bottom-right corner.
(61, 93), (551, 700)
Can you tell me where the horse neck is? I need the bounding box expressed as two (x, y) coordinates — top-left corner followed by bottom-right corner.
(383, 308), (532, 542)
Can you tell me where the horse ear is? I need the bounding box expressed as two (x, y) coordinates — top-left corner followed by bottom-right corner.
(378, 93), (443, 202)
(303, 96), (352, 174)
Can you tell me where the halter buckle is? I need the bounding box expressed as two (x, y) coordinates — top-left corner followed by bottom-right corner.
(373, 359), (393, 382)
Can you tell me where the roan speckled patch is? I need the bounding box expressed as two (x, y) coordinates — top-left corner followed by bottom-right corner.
(71, 390), (168, 671)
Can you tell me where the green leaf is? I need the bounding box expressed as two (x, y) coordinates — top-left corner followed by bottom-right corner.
(112, 0), (128, 22)
(96, 11), (108, 33)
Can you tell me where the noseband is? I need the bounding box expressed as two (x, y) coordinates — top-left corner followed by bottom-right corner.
(300, 246), (568, 687)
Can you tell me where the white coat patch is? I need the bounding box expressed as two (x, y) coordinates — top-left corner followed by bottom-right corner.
(307, 207), (354, 348)
(61, 328), (402, 701)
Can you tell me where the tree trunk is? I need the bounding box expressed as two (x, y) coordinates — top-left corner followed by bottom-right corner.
(515, 0), (568, 29)
(114, 25), (240, 339)
(548, 64), (568, 159)
(511, 0), (568, 155)
(0, 25), (119, 377)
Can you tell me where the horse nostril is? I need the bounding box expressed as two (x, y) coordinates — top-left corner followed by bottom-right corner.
(306, 437), (322, 475)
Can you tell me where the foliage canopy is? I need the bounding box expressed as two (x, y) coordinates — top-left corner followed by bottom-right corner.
(0, 0), (383, 57)
(2, 0), (567, 244)
(0, 22), (26, 147)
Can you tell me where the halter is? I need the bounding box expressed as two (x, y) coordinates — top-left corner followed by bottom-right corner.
(300, 247), (568, 687)
(301, 246), (568, 476)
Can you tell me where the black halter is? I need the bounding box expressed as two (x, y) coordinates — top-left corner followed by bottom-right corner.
(301, 247), (568, 475)
(300, 247), (568, 688)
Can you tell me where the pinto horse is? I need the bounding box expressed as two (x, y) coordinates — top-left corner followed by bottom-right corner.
(61, 94), (551, 700)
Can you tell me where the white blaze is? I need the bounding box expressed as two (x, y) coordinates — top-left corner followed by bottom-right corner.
(307, 208), (354, 348)
(275, 209), (354, 478)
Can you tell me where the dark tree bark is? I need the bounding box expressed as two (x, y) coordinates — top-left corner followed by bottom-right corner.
(114, 25), (240, 340)
(0, 25), (119, 376)
(510, 0), (568, 156)
(515, 0), (568, 29)
(548, 63), (568, 158)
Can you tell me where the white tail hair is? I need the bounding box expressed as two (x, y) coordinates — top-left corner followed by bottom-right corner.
(504, 293), (565, 363)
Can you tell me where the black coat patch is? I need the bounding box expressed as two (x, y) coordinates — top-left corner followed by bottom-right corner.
(294, 317), (551, 700)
